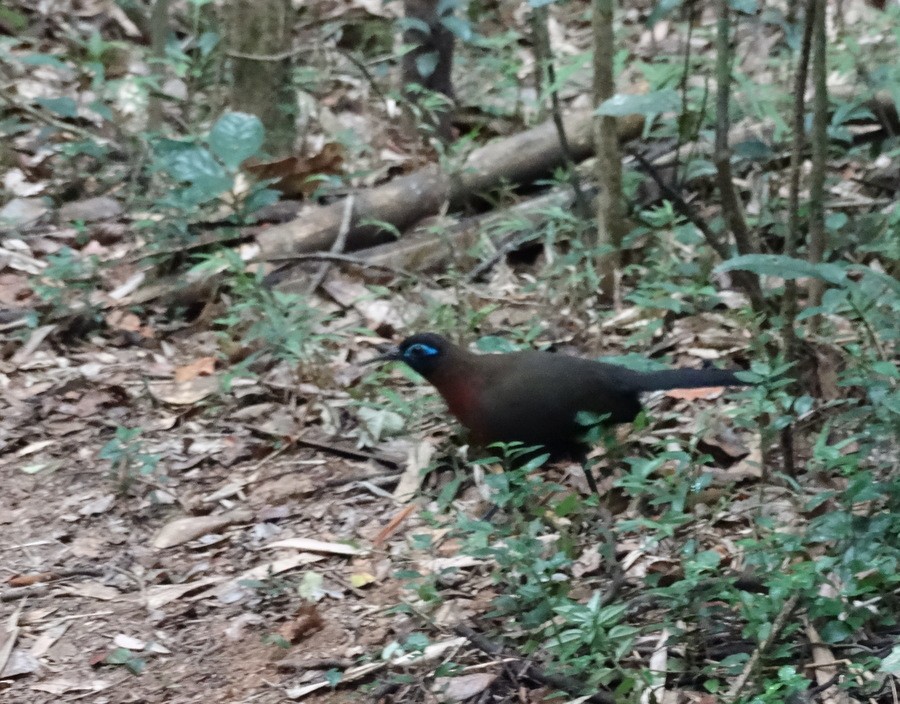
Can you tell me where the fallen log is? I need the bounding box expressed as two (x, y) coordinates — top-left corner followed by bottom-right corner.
(256, 111), (644, 260)
(265, 184), (586, 291)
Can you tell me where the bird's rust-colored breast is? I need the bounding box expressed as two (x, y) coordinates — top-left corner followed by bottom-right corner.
(430, 375), (487, 440)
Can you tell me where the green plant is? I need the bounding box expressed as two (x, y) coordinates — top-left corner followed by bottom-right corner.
(98, 426), (161, 492)
(202, 251), (332, 381)
(104, 647), (147, 675)
(29, 247), (101, 322)
(153, 112), (275, 206)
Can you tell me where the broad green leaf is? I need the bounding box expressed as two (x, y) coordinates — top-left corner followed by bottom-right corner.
(209, 112), (265, 171)
(20, 53), (67, 69)
(880, 646), (900, 675)
(0, 7), (28, 31)
(715, 255), (847, 284)
(646, 0), (681, 26)
(414, 51), (439, 79)
(728, 0), (758, 13)
(733, 139), (774, 161)
(36, 97), (77, 118)
(820, 619), (853, 643)
(596, 90), (680, 117)
(244, 187), (280, 214)
(198, 31), (220, 57)
(165, 145), (226, 183)
(440, 16), (473, 41)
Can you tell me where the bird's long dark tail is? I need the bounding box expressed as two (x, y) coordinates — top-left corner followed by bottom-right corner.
(630, 368), (748, 392)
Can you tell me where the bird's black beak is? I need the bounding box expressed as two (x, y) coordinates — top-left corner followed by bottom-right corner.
(363, 344), (401, 365)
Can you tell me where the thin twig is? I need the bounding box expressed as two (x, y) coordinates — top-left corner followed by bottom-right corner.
(263, 251), (416, 287)
(306, 194), (355, 295)
(726, 594), (800, 702)
(531, 5), (590, 218)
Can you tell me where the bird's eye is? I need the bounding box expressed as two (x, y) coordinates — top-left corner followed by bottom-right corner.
(405, 343), (439, 359)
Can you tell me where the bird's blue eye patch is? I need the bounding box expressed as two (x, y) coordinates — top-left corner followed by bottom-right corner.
(404, 343), (439, 359)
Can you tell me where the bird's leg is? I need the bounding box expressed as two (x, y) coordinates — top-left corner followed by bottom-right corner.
(479, 504), (500, 522)
(583, 451), (625, 606)
(581, 463), (601, 496)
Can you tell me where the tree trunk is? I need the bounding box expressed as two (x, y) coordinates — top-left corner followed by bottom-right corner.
(225, 0), (295, 155)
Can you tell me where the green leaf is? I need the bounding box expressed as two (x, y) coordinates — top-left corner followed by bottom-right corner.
(440, 16), (473, 41)
(646, 0), (681, 26)
(105, 648), (146, 675)
(36, 97), (78, 118)
(298, 571), (325, 601)
(596, 90), (681, 117)
(704, 678), (720, 693)
(324, 668), (343, 687)
(198, 31), (220, 57)
(163, 146), (232, 203)
(165, 146), (226, 183)
(825, 212), (848, 230)
(209, 112), (265, 171)
(715, 254), (847, 284)
(554, 493), (581, 517)
(520, 452), (551, 472)
(819, 619), (853, 643)
(728, 0), (758, 13)
(244, 187), (280, 214)
(879, 646), (900, 675)
(414, 51), (439, 79)
(20, 53), (67, 69)
(733, 139), (774, 161)
(404, 632), (430, 651)
(0, 8), (25, 31)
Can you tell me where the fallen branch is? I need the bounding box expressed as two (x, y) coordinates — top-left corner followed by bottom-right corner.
(726, 594), (800, 702)
(256, 110), (645, 259)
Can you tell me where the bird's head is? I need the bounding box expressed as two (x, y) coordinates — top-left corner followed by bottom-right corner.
(366, 332), (455, 378)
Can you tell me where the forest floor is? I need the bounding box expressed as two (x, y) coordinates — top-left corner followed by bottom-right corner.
(2, 0), (895, 702)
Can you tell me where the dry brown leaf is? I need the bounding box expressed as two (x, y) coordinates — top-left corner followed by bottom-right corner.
(277, 604), (324, 644)
(148, 375), (219, 406)
(104, 309), (142, 333)
(393, 439), (435, 501)
(432, 673), (497, 702)
(152, 509), (254, 549)
(0, 606), (21, 678)
(266, 538), (364, 556)
(174, 357), (217, 382)
(58, 583), (120, 601)
(29, 622), (70, 659)
(372, 502), (419, 548)
(143, 577), (224, 610)
(245, 143), (345, 198)
(665, 386), (725, 400)
(572, 546), (603, 578)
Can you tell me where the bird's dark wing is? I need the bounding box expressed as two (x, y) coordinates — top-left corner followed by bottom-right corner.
(473, 352), (644, 443)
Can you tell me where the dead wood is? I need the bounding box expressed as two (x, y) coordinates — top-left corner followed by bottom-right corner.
(267, 185), (585, 290)
(255, 111), (645, 260)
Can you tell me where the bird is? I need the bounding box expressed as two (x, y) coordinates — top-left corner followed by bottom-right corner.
(367, 332), (749, 451)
